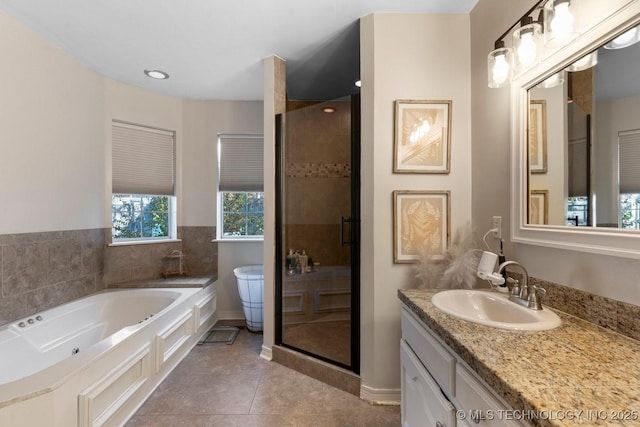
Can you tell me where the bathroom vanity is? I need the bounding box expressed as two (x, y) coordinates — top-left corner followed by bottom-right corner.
(399, 289), (640, 427)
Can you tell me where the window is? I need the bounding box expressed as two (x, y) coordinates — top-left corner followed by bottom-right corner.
(618, 130), (640, 229)
(620, 194), (640, 229)
(112, 121), (176, 242)
(112, 194), (173, 239)
(218, 134), (264, 239)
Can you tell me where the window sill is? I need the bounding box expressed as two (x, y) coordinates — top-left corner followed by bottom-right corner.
(213, 238), (264, 243)
(108, 239), (182, 247)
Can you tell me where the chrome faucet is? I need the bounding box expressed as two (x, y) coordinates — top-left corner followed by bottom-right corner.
(497, 261), (546, 310)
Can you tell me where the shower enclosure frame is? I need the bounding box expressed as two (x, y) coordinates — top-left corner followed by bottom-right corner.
(274, 95), (361, 374)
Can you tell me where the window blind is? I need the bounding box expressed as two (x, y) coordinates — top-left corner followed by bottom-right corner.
(218, 134), (264, 192)
(112, 121), (175, 196)
(619, 129), (640, 194)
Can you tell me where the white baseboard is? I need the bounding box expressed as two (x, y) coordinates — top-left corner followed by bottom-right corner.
(260, 345), (272, 361)
(360, 384), (401, 405)
(218, 310), (245, 320)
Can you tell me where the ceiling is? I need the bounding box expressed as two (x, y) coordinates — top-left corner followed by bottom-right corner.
(0, 0), (479, 101)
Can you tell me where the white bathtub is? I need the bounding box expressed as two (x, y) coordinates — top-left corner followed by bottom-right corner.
(0, 286), (217, 427)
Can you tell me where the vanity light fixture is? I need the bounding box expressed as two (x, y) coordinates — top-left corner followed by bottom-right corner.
(354, 80), (362, 87)
(488, 41), (514, 88)
(536, 71), (565, 88)
(544, 0), (578, 48)
(565, 51), (597, 72)
(487, 0), (545, 88)
(513, 17), (543, 71)
(604, 25), (640, 49)
(488, 0), (583, 89)
(144, 69), (170, 80)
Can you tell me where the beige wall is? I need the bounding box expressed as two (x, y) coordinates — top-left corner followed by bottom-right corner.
(529, 84), (566, 225)
(0, 11), (105, 234)
(360, 13), (472, 399)
(181, 99), (264, 320)
(471, 0), (640, 306)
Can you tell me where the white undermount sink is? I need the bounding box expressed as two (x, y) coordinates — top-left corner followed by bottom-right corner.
(431, 289), (562, 331)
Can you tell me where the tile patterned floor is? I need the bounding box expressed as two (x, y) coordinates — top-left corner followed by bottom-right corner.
(125, 329), (400, 426)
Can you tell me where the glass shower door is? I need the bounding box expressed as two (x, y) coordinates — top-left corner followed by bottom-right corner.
(275, 97), (359, 371)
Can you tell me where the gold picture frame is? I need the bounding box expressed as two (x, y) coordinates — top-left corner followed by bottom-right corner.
(392, 190), (450, 263)
(529, 100), (547, 174)
(529, 190), (548, 225)
(393, 100), (452, 173)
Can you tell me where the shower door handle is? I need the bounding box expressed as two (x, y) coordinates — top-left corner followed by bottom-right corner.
(340, 216), (352, 246)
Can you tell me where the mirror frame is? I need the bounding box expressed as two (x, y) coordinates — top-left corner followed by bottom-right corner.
(511, 1), (640, 259)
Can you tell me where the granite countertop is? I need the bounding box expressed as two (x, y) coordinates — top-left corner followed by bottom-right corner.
(109, 275), (217, 289)
(398, 289), (640, 427)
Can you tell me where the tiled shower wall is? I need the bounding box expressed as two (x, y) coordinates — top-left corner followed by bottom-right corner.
(0, 226), (217, 326)
(283, 100), (352, 267)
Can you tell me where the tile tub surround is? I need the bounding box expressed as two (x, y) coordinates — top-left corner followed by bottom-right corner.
(103, 225), (218, 286)
(0, 226), (218, 326)
(0, 228), (105, 326)
(399, 289), (640, 427)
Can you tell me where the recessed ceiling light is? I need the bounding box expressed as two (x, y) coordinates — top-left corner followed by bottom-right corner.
(144, 69), (170, 80)
(355, 80), (362, 87)
(322, 107), (336, 113)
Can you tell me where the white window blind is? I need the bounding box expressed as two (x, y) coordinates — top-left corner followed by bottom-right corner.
(619, 129), (640, 194)
(112, 121), (176, 196)
(218, 134), (264, 192)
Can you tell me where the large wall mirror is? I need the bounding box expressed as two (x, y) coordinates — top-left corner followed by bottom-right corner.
(511, 1), (640, 258)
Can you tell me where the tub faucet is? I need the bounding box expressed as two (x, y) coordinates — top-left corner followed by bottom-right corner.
(497, 261), (546, 310)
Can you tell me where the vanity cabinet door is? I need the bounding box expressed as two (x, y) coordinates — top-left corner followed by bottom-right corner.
(401, 340), (456, 427)
(455, 364), (524, 427)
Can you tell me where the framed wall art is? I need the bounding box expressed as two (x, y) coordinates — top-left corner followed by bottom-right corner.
(529, 190), (548, 225)
(529, 100), (547, 174)
(393, 100), (452, 173)
(392, 190), (450, 263)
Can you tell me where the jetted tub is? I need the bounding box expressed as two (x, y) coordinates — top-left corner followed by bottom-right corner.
(0, 286), (217, 427)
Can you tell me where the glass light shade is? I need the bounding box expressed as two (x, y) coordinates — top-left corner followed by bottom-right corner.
(604, 26), (640, 50)
(487, 47), (513, 88)
(536, 71), (566, 88)
(544, 0), (578, 48)
(513, 23), (543, 71)
(566, 51), (597, 72)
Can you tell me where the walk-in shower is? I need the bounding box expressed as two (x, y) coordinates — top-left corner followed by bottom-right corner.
(275, 96), (360, 372)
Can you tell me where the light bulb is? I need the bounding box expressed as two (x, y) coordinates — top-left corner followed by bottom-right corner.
(517, 32), (538, 67)
(605, 26), (640, 49)
(550, 2), (574, 41)
(615, 28), (637, 45)
(492, 53), (510, 86)
(566, 51), (598, 72)
(537, 72), (565, 89)
(488, 46), (512, 88)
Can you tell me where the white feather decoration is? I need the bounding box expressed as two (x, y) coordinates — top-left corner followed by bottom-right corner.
(414, 223), (482, 289)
